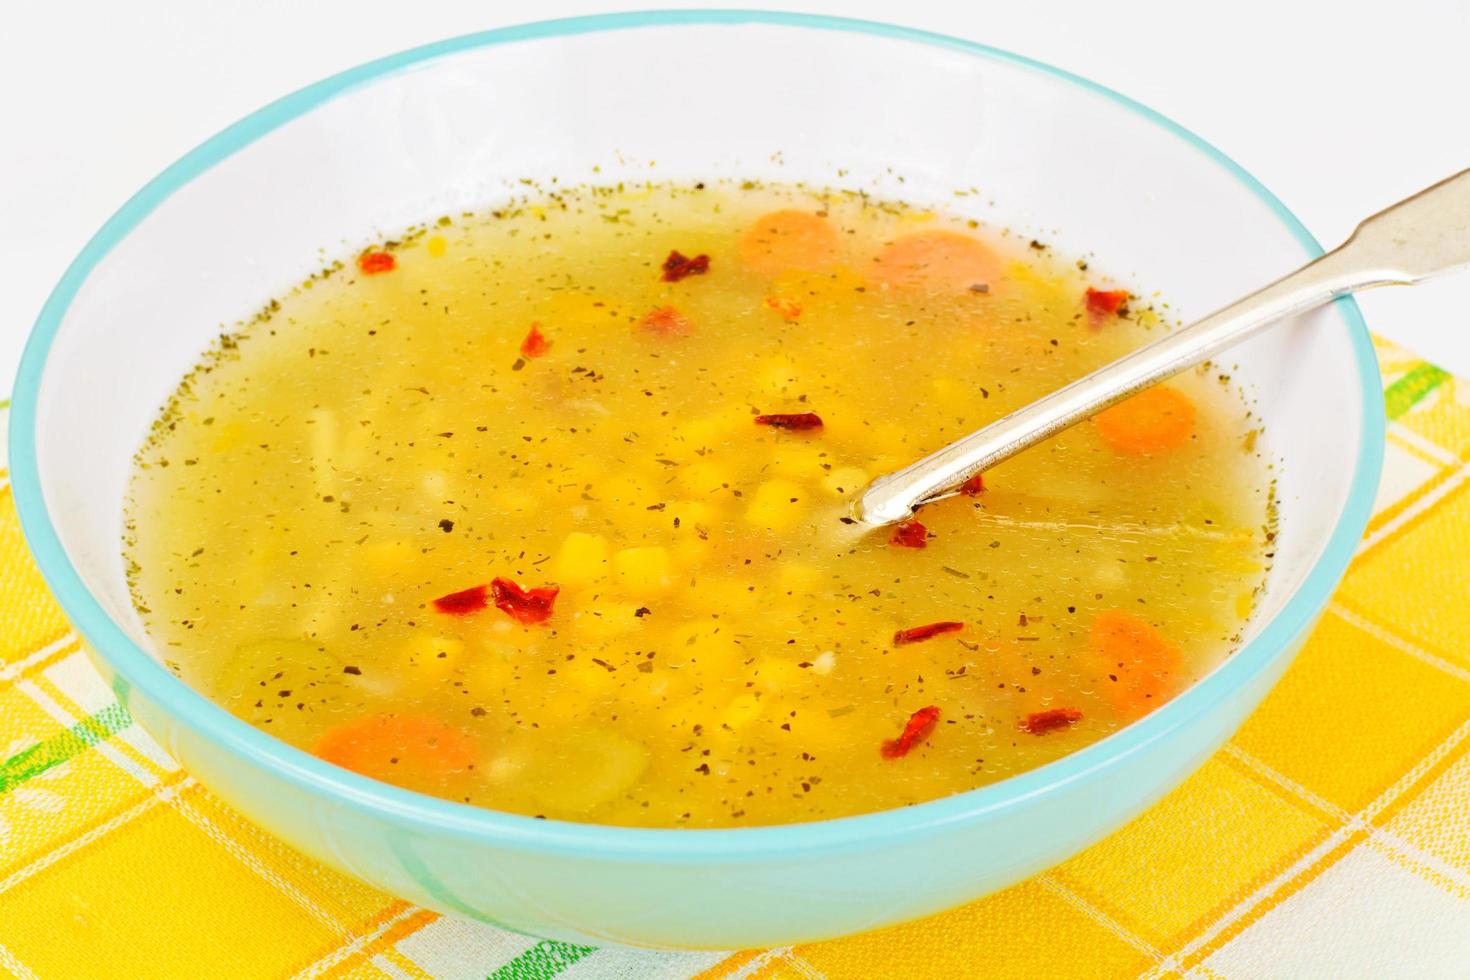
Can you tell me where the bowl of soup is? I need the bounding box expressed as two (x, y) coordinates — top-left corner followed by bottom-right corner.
(11, 11), (1381, 949)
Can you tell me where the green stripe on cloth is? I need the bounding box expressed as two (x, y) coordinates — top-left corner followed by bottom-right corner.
(0, 701), (132, 794)
(487, 940), (596, 980)
(1384, 362), (1450, 419)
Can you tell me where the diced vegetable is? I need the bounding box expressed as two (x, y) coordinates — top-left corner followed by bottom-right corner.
(889, 519), (928, 549)
(870, 231), (1001, 291)
(881, 705), (940, 759)
(763, 295), (802, 320)
(893, 621), (964, 645)
(432, 585), (489, 616)
(1021, 707), (1083, 734)
(1085, 287), (1129, 320)
(754, 412), (823, 431)
(357, 251), (396, 275)
(490, 577), (560, 624)
(1094, 386), (1196, 455)
(738, 210), (840, 276)
(1089, 610), (1182, 719)
(520, 323), (551, 357)
(555, 532), (610, 587)
(661, 249), (710, 282)
(312, 714), (477, 780)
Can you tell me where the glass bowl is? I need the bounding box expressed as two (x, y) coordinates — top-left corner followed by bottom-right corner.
(10, 11), (1381, 949)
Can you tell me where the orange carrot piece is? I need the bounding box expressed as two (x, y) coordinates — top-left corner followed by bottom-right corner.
(1088, 610), (1182, 720)
(738, 210), (840, 276)
(870, 230), (1002, 292)
(1093, 386), (1195, 455)
(881, 705), (940, 759)
(312, 714), (478, 781)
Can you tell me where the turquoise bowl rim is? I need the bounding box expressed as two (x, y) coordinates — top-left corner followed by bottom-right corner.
(9, 10), (1384, 861)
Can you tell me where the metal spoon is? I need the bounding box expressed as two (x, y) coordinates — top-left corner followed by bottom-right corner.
(853, 167), (1470, 528)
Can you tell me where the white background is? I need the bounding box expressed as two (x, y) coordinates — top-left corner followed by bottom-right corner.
(4, 0), (1469, 386)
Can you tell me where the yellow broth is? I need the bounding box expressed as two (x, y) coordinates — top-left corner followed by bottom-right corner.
(125, 182), (1272, 827)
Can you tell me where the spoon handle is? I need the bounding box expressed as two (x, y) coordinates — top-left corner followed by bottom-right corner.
(853, 167), (1470, 527)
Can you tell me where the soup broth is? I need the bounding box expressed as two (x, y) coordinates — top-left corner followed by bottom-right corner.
(126, 182), (1272, 827)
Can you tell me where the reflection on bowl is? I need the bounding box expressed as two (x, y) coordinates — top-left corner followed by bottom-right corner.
(10, 11), (1381, 949)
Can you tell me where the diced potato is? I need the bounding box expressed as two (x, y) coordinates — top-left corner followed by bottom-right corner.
(756, 354), (802, 395)
(666, 622), (742, 672)
(360, 537), (415, 573)
(614, 546), (674, 593)
(555, 532), (610, 587)
(674, 407), (749, 448)
(689, 577), (759, 615)
(745, 479), (806, 531)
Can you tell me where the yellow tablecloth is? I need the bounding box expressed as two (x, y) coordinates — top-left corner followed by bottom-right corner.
(2, 335), (1469, 978)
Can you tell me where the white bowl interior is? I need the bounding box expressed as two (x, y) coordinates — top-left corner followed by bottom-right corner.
(34, 22), (1363, 682)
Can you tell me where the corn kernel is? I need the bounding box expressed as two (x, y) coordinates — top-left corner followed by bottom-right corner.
(555, 532), (610, 587)
(426, 235), (448, 257)
(614, 545), (674, 593)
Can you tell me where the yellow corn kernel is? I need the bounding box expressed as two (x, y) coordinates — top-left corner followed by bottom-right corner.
(555, 532), (610, 587)
(722, 693), (764, 728)
(426, 235), (448, 257)
(614, 546), (674, 593)
(398, 634), (465, 692)
(820, 465), (869, 498)
(745, 479), (806, 531)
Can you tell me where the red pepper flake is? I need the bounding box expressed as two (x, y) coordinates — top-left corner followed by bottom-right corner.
(754, 412), (823, 431)
(889, 519), (928, 549)
(431, 584), (488, 616)
(520, 322), (550, 358)
(358, 251), (396, 275)
(893, 621), (964, 645)
(959, 472), (986, 496)
(1085, 287), (1129, 324)
(639, 306), (694, 337)
(881, 705), (940, 759)
(662, 249), (710, 282)
(491, 576), (560, 625)
(1022, 707), (1084, 735)
(763, 295), (802, 320)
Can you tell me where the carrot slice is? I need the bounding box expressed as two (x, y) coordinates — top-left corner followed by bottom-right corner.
(763, 295), (802, 320)
(1094, 386), (1195, 455)
(313, 714), (478, 781)
(870, 231), (1002, 292)
(889, 519), (928, 549)
(1088, 610), (1182, 720)
(738, 210), (840, 276)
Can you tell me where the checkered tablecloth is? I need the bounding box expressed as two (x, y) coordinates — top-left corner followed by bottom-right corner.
(3, 334), (1469, 978)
